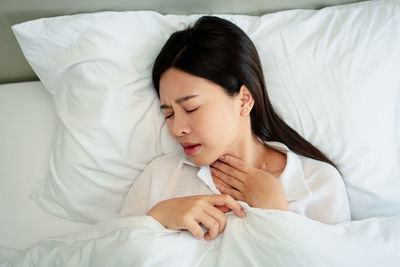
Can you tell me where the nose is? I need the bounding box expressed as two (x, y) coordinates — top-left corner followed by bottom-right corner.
(171, 112), (191, 137)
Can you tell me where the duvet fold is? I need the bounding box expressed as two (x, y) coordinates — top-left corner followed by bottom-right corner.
(1, 203), (399, 267)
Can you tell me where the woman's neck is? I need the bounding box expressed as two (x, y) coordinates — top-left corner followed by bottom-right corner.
(227, 134), (287, 176)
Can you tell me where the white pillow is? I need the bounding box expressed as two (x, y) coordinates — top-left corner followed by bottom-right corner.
(12, 0), (400, 223)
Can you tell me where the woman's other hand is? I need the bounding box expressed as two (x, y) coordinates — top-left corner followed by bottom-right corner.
(146, 194), (245, 240)
(211, 155), (289, 211)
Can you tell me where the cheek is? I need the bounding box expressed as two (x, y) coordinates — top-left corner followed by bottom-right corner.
(200, 106), (239, 144)
(165, 105), (239, 145)
(164, 120), (176, 140)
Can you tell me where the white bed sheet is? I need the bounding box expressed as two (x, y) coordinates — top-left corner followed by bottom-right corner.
(0, 81), (90, 251)
(2, 204), (400, 266)
(1, 80), (400, 266)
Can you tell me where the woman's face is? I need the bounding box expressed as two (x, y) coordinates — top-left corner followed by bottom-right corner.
(159, 67), (243, 166)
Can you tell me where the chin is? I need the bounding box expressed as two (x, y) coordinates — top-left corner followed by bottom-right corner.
(189, 155), (219, 167)
(186, 145), (221, 166)
(189, 158), (209, 167)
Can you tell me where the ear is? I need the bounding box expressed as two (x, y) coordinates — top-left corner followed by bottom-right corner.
(239, 84), (254, 115)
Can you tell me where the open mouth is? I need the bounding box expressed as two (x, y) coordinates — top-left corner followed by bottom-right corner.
(184, 144), (201, 155)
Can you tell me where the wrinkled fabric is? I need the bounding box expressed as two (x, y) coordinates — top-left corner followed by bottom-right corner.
(120, 141), (351, 224)
(1, 203), (399, 267)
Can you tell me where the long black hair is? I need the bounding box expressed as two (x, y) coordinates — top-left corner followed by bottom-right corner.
(152, 15), (341, 174)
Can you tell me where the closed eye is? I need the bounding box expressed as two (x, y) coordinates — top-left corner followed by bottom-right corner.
(165, 107), (198, 120)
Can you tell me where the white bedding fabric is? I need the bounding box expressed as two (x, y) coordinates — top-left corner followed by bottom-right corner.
(1, 202), (399, 267)
(2, 0), (400, 263)
(11, 0), (400, 223)
(0, 81), (90, 251)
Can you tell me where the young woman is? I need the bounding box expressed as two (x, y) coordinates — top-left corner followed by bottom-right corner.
(120, 15), (350, 241)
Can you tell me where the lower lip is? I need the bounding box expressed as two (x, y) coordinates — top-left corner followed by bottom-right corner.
(184, 144), (201, 155)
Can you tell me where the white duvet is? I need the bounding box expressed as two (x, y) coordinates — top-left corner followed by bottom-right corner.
(1, 202), (399, 267)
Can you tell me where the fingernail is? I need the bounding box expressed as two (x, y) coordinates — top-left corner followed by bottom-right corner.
(219, 155), (224, 159)
(211, 168), (216, 174)
(216, 184), (223, 190)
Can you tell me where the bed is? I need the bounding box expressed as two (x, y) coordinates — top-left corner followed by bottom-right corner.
(0, 0), (399, 266)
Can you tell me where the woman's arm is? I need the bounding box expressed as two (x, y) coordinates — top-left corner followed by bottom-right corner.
(147, 194), (245, 240)
(119, 162), (154, 218)
(119, 157), (245, 240)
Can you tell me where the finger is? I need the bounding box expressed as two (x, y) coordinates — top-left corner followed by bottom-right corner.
(207, 194), (245, 218)
(186, 218), (205, 239)
(213, 176), (239, 194)
(212, 167), (243, 191)
(203, 205), (227, 233)
(215, 205), (232, 213)
(211, 162), (246, 183)
(212, 175), (234, 191)
(196, 212), (220, 240)
(216, 184), (244, 202)
(218, 154), (253, 174)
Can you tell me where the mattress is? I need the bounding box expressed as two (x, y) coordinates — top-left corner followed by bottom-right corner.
(0, 81), (90, 251)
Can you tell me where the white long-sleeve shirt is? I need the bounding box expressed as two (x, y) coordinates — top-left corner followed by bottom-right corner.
(119, 141), (351, 224)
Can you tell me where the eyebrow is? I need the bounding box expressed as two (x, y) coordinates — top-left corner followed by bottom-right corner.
(160, 94), (199, 110)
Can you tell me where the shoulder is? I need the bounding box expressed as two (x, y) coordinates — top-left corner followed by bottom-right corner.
(298, 155), (347, 197)
(298, 155), (351, 223)
(299, 155), (342, 184)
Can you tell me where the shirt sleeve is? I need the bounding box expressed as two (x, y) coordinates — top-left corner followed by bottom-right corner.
(301, 159), (351, 224)
(118, 161), (154, 218)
